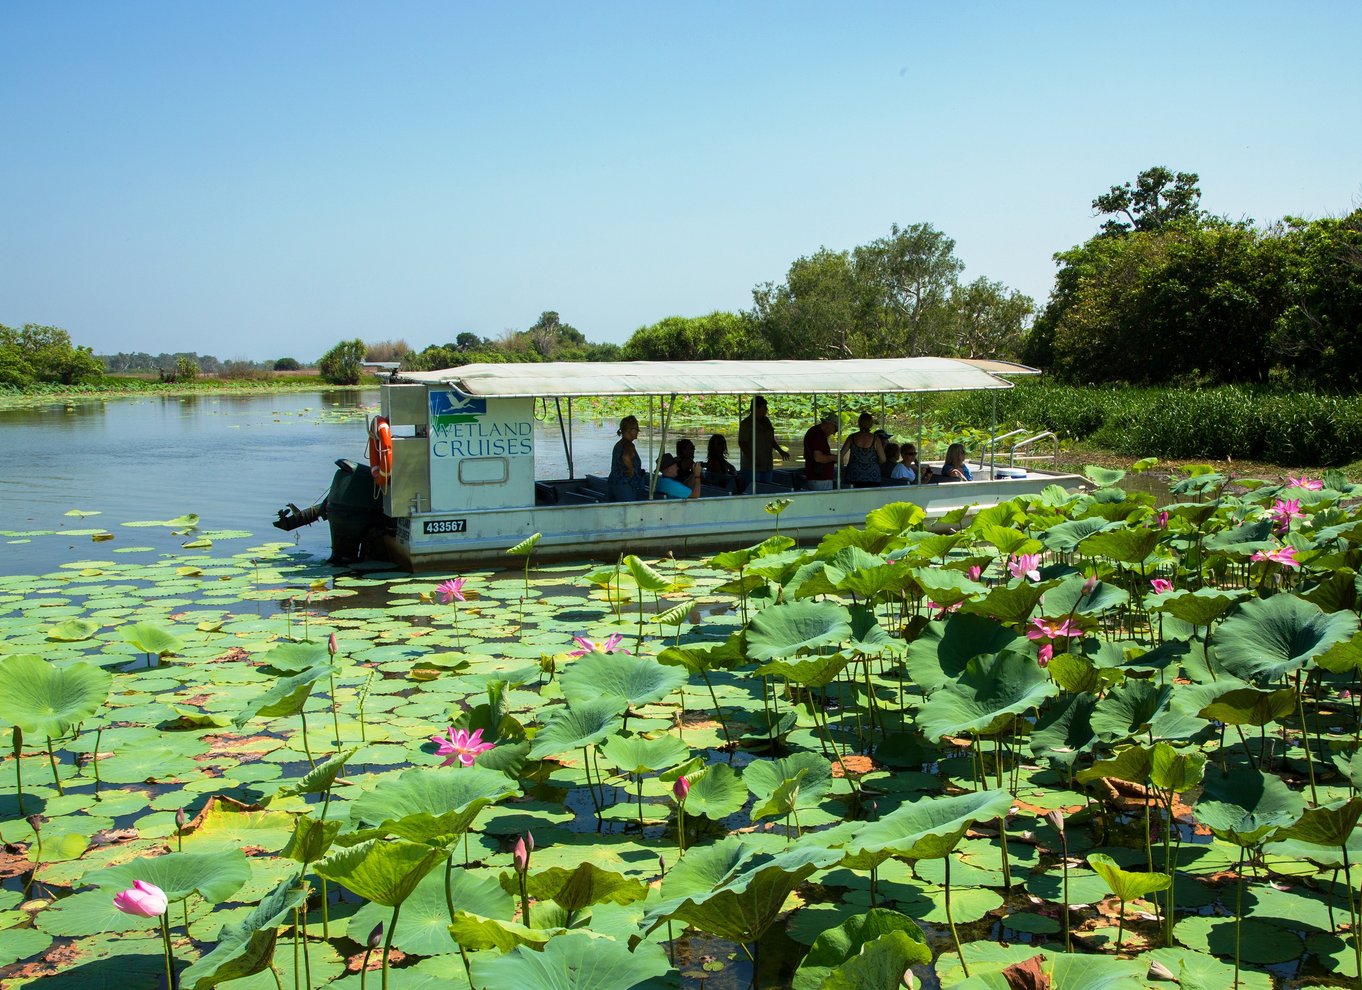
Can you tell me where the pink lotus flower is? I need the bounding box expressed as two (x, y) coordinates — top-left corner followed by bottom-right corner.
(113, 880), (168, 917)
(1037, 643), (1053, 668)
(1027, 618), (1082, 641)
(568, 633), (629, 657)
(1150, 578), (1174, 595)
(967, 565), (982, 581)
(1251, 545), (1300, 569)
(431, 726), (495, 767)
(436, 578), (467, 604)
(926, 600), (963, 620)
(1286, 475), (1323, 491)
(1081, 574), (1099, 595)
(673, 776), (691, 802)
(327, 633), (339, 656)
(1268, 498), (1304, 530)
(1008, 554), (1041, 582)
(1156, 511), (1169, 529)
(513, 834), (531, 873)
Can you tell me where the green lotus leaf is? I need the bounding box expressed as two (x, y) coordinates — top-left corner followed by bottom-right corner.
(793, 908), (929, 990)
(87, 848), (250, 903)
(167, 706), (233, 728)
(351, 867), (512, 957)
(348, 765), (518, 844)
(1029, 693), (1101, 769)
(1196, 766), (1306, 847)
(843, 789), (1012, 865)
(976, 525), (1040, 558)
(848, 604), (905, 656)
(121, 621), (185, 656)
(816, 930), (933, 990)
(754, 652), (851, 688)
(744, 752), (833, 815)
(1084, 466), (1127, 486)
(471, 931), (670, 990)
(1213, 593), (1359, 684)
(865, 501), (927, 535)
(643, 835), (840, 942)
(1041, 517), (1117, 554)
(448, 910), (558, 951)
(682, 763), (748, 821)
(832, 562), (910, 601)
(274, 746), (357, 798)
(1149, 587), (1250, 626)
(656, 631), (747, 675)
(0, 655), (111, 737)
(1275, 796), (1362, 847)
(527, 699), (626, 759)
(260, 640), (330, 673)
(903, 615), (1021, 695)
(624, 554), (671, 593)
(908, 567), (987, 609)
(959, 580), (1054, 625)
(314, 838), (445, 907)
(1075, 744), (1154, 785)
(747, 548), (810, 586)
(559, 651), (687, 708)
(1042, 575), (1129, 616)
(178, 874), (306, 990)
(47, 619), (100, 642)
(519, 862), (649, 913)
(1149, 742), (1206, 793)
(1090, 679), (1172, 741)
(1077, 527), (1160, 565)
(952, 952), (1148, 989)
(233, 666), (328, 727)
(597, 733), (689, 775)
(915, 650), (1058, 742)
(745, 600), (852, 661)
(1197, 686), (1296, 727)
(1045, 651), (1101, 694)
(652, 599), (691, 627)
(710, 535), (796, 571)
(1087, 852), (1171, 902)
(280, 814), (343, 865)
(507, 532), (542, 555)
(1204, 518), (1275, 554)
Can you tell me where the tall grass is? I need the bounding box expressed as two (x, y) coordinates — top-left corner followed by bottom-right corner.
(940, 381), (1362, 466)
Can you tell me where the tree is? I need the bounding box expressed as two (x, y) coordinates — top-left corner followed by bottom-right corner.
(623, 312), (766, 361)
(851, 222), (963, 356)
(173, 356), (199, 382)
(1, 324), (104, 386)
(751, 248), (867, 358)
(366, 339), (411, 363)
(273, 357), (301, 371)
(318, 339), (367, 385)
(455, 332), (486, 351)
(944, 279), (1035, 359)
(1093, 166), (1203, 237)
(1271, 210), (1362, 387)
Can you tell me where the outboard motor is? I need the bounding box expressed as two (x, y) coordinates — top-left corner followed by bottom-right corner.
(272, 459), (390, 564)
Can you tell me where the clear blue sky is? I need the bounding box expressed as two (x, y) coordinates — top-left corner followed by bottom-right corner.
(3, 1), (1359, 361)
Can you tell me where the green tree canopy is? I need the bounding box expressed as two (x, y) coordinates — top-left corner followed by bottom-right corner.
(1, 324), (105, 387)
(317, 338), (367, 385)
(623, 312), (767, 361)
(1093, 165), (1203, 237)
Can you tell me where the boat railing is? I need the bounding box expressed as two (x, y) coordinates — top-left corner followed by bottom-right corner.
(1009, 431), (1060, 466)
(975, 428), (1030, 473)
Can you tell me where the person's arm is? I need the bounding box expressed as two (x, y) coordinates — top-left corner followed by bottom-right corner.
(840, 439), (851, 466)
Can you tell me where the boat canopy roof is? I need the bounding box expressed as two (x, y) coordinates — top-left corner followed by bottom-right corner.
(393, 357), (1029, 398)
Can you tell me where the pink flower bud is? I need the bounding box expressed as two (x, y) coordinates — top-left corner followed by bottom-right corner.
(113, 880), (168, 918)
(328, 633), (339, 656)
(367, 921), (384, 949)
(513, 836), (529, 873)
(673, 776), (691, 802)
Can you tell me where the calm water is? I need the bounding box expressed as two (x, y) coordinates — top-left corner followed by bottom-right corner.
(0, 391), (653, 576)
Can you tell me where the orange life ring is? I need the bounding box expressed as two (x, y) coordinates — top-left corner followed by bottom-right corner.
(368, 416), (393, 490)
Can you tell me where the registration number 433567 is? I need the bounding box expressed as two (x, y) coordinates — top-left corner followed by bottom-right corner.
(423, 519), (467, 535)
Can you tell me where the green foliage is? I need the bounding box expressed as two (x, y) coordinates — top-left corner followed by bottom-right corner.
(0, 323), (105, 388)
(1092, 165), (1203, 237)
(317, 338), (367, 385)
(272, 357), (301, 371)
(623, 311), (767, 360)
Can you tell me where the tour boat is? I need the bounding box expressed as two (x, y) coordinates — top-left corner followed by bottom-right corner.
(276, 358), (1087, 569)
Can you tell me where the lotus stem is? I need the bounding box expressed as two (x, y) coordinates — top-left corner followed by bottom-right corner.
(1234, 846), (1245, 989)
(1295, 671), (1318, 804)
(12, 727), (24, 816)
(161, 914), (177, 990)
(92, 726), (102, 798)
(1058, 829), (1071, 953)
(382, 903), (400, 990)
(1343, 840), (1361, 982)
(270, 965), (284, 990)
(44, 736), (63, 796)
(327, 667), (341, 751)
(1117, 896), (1127, 951)
(320, 878), (329, 940)
(677, 804), (686, 856)
(445, 853), (455, 926)
(299, 903), (312, 990)
(1162, 790), (1176, 945)
(636, 774), (645, 830)
(580, 747), (602, 819)
(299, 710), (316, 769)
(945, 856), (969, 977)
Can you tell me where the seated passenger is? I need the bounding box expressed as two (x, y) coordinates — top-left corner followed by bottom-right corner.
(840, 412), (886, 488)
(891, 443), (918, 484)
(675, 438), (700, 487)
(882, 442), (901, 482)
(654, 453), (700, 500)
(938, 442), (973, 483)
(607, 415), (649, 501)
(703, 434), (738, 491)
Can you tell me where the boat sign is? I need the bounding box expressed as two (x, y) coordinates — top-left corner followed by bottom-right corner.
(423, 518), (468, 535)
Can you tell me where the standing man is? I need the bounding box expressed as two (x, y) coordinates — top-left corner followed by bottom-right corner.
(803, 413), (839, 491)
(737, 396), (788, 494)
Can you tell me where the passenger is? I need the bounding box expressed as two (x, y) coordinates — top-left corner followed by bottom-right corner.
(737, 396), (788, 494)
(607, 415), (649, 501)
(674, 438), (700, 487)
(802, 413), (839, 491)
(704, 434), (738, 492)
(840, 412), (886, 488)
(654, 453), (700, 500)
(938, 442), (973, 482)
(891, 443), (918, 484)
(882, 442), (901, 482)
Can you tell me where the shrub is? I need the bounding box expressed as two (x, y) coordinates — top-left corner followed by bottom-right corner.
(273, 357), (301, 371)
(318, 339), (367, 385)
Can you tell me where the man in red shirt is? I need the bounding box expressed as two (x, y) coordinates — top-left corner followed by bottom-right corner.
(803, 414), (839, 491)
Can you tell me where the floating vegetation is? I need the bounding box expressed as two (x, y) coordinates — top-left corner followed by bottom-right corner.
(0, 465), (1360, 988)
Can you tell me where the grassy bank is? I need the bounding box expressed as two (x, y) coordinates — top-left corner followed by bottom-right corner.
(0, 375), (377, 411)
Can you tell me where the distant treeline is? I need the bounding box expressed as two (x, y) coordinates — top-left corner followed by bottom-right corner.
(99, 352), (304, 377)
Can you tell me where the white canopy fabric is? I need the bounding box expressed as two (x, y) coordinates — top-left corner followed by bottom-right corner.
(393, 357), (1021, 398)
